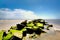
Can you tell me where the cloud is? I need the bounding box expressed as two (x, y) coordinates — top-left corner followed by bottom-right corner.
(0, 8), (39, 20)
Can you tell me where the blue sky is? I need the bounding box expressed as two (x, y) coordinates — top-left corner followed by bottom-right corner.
(0, 0), (60, 19)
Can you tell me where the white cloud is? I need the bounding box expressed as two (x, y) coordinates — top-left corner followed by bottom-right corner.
(39, 12), (57, 19)
(0, 8), (40, 20)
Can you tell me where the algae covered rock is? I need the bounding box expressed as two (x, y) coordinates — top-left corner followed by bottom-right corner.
(0, 19), (53, 40)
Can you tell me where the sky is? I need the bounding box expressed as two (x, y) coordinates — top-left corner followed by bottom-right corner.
(0, 0), (60, 19)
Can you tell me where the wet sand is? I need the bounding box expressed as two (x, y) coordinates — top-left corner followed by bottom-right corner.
(0, 20), (25, 30)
